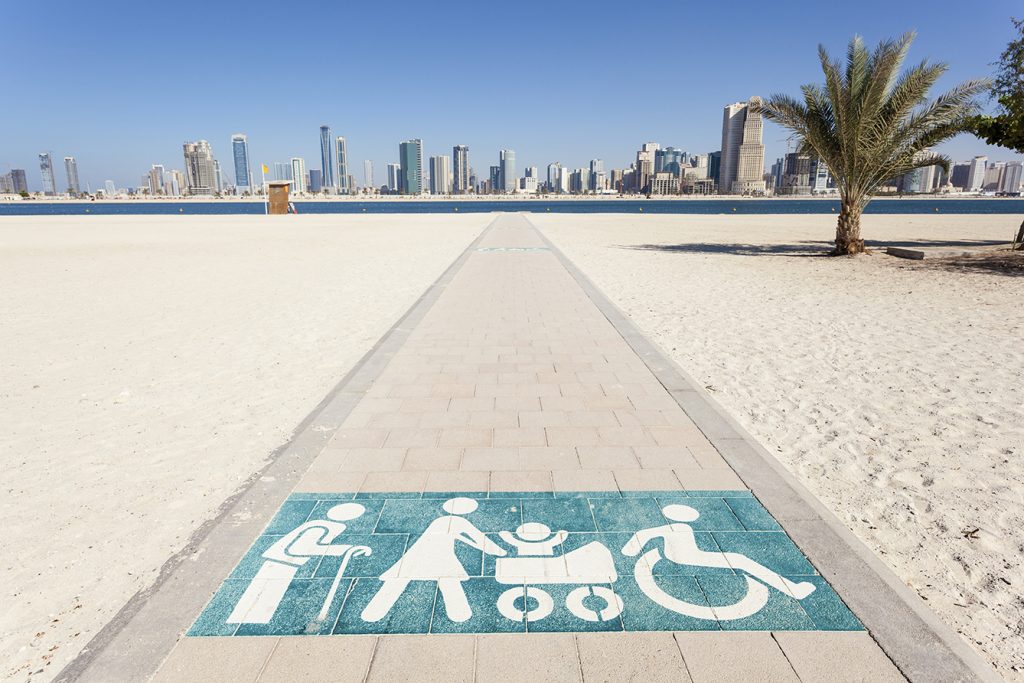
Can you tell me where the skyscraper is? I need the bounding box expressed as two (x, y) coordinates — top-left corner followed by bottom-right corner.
(63, 156), (80, 194)
(1000, 162), (1023, 194)
(399, 139), (423, 194)
(336, 137), (349, 194)
(274, 162), (292, 182)
(453, 145), (470, 194)
(719, 98), (766, 194)
(213, 159), (224, 193)
(635, 143), (658, 193)
(231, 134), (252, 190)
(149, 165), (165, 195)
(588, 159), (604, 191)
(966, 156), (987, 191)
(386, 163), (401, 193)
(309, 169), (323, 193)
(104, 180), (116, 196)
(182, 140), (217, 195)
(38, 153), (57, 195)
(547, 163), (562, 193)
(499, 149), (516, 192)
(429, 155), (452, 195)
(320, 125), (335, 191)
(363, 160), (374, 189)
(291, 158), (307, 193)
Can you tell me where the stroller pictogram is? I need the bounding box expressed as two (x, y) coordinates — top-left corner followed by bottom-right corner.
(494, 523), (623, 623)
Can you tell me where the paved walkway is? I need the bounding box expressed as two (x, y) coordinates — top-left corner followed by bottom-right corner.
(150, 215), (909, 681)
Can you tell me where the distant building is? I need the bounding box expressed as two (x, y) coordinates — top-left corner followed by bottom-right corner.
(650, 172), (679, 195)
(309, 169), (323, 194)
(588, 159), (604, 191)
(104, 179), (116, 196)
(949, 162), (971, 189)
(320, 125), (335, 190)
(398, 139), (423, 194)
(213, 159), (224, 193)
(453, 145), (470, 194)
(149, 165), (165, 195)
(429, 155), (451, 194)
(231, 134), (252, 190)
(719, 98), (766, 194)
(983, 162), (1005, 191)
(386, 163), (401, 193)
(274, 161), (291, 182)
(499, 149), (516, 192)
(363, 160), (373, 189)
(779, 153), (811, 195)
(1000, 162), (1023, 194)
(336, 137), (349, 193)
(810, 158), (831, 193)
(547, 162), (562, 193)
(635, 143), (658, 193)
(489, 166), (501, 194)
(64, 156), (80, 194)
(182, 140), (217, 195)
(291, 158), (307, 193)
(966, 156), (987, 191)
(39, 153), (57, 195)
(520, 176), (539, 193)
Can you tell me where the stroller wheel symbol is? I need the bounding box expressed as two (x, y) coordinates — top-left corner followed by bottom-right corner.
(497, 587), (554, 622)
(566, 586), (623, 622)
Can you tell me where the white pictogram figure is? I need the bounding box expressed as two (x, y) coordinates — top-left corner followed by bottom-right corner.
(495, 523), (622, 623)
(227, 503), (371, 625)
(361, 498), (507, 623)
(623, 504), (816, 620)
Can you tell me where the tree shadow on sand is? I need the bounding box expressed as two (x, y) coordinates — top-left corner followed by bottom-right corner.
(616, 238), (1011, 258)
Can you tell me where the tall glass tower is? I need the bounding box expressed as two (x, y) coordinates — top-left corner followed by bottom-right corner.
(38, 152), (56, 195)
(336, 137), (349, 194)
(399, 139), (423, 195)
(231, 134), (252, 190)
(320, 125), (335, 191)
(64, 156), (80, 194)
(453, 145), (470, 194)
(499, 149), (516, 193)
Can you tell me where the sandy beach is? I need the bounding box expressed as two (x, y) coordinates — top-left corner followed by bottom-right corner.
(3, 211), (1022, 681)
(533, 213), (1024, 679)
(0, 214), (488, 681)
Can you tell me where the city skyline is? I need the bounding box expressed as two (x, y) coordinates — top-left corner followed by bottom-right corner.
(1, 1), (1020, 191)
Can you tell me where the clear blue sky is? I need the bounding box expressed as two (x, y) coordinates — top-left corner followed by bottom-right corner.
(1, 0), (1021, 190)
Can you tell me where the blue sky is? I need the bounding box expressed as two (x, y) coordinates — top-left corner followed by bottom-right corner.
(1, 0), (1021, 190)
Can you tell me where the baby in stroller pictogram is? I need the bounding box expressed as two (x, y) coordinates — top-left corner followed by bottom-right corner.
(494, 522), (623, 623)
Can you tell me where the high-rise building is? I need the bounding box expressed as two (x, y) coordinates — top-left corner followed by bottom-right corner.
(309, 169), (323, 194)
(320, 125), (335, 190)
(386, 163), (401, 193)
(1000, 162), (1023, 194)
(231, 134), (252, 190)
(949, 162), (971, 189)
(499, 149), (516, 192)
(9, 169), (28, 194)
(588, 159), (604, 191)
(363, 160), (373, 189)
(273, 162), (291, 182)
(39, 153), (57, 195)
(291, 158), (307, 193)
(546, 163), (562, 193)
(182, 140), (217, 195)
(63, 156), (80, 194)
(104, 179), (116, 196)
(213, 159), (224, 193)
(966, 156), (987, 191)
(398, 139), (423, 194)
(983, 162), (1005, 191)
(429, 155), (452, 194)
(719, 98), (766, 194)
(149, 165), (165, 195)
(633, 143), (658, 194)
(453, 145), (470, 194)
(336, 137), (349, 194)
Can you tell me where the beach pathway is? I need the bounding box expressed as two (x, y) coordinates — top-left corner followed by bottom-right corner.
(66, 215), (993, 682)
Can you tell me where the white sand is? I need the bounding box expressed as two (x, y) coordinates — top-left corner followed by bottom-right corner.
(533, 213), (1024, 680)
(0, 214), (487, 681)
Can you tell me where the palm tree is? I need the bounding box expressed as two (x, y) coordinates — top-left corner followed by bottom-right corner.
(757, 33), (988, 255)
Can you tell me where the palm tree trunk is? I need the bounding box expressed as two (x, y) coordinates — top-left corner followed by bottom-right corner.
(835, 197), (866, 255)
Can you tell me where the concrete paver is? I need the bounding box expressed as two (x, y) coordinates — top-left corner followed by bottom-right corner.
(149, 215), (909, 682)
